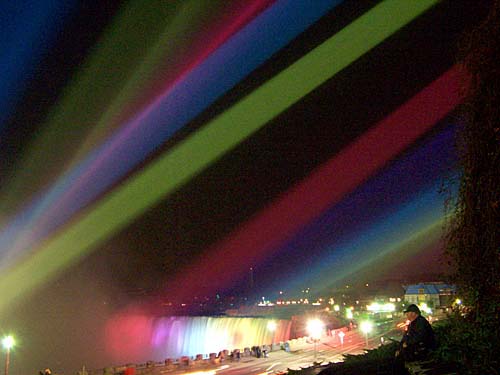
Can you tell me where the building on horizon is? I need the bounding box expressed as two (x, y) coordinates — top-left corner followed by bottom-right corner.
(403, 282), (456, 309)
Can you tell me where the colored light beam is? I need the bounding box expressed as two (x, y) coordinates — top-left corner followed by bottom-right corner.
(0, 0), (438, 313)
(69, 0), (276, 170)
(253, 124), (458, 294)
(352, 223), (446, 285)
(0, 0), (239, 212)
(171, 64), (463, 299)
(283, 184), (449, 295)
(0, 0), (340, 269)
(318, 218), (446, 294)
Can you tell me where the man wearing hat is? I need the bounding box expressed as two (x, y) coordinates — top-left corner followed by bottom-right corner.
(396, 304), (436, 362)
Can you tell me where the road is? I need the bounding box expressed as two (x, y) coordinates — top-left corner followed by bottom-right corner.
(163, 327), (396, 375)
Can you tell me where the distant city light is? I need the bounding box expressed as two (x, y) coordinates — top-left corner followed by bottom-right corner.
(258, 296), (274, 306)
(345, 307), (353, 319)
(367, 302), (395, 312)
(419, 303), (432, 314)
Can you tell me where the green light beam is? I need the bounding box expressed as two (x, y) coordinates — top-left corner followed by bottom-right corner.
(0, 0), (438, 313)
(315, 218), (445, 295)
(0, 0), (215, 215)
(70, 0), (225, 166)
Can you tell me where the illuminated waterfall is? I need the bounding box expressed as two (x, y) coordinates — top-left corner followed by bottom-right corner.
(105, 313), (291, 364)
(152, 316), (290, 358)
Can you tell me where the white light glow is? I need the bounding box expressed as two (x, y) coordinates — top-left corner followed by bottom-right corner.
(359, 321), (373, 334)
(419, 303), (432, 314)
(2, 335), (14, 350)
(307, 319), (324, 339)
(366, 302), (395, 312)
(345, 308), (353, 319)
(267, 321), (277, 332)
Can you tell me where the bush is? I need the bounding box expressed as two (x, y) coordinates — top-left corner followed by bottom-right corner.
(432, 310), (500, 374)
(317, 342), (401, 375)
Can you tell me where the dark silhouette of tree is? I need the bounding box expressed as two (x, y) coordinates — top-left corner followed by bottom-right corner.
(446, 0), (500, 313)
(443, 0), (500, 373)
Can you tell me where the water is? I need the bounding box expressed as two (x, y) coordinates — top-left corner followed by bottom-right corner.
(104, 314), (291, 365)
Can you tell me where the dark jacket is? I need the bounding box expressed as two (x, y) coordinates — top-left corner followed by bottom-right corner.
(400, 315), (436, 361)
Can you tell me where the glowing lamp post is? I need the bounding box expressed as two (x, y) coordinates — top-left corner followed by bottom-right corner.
(338, 330), (345, 347)
(360, 321), (373, 347)
(267, 320), (277, 350)
(307, 319), (324, 361)
(2, 336), (15, 375)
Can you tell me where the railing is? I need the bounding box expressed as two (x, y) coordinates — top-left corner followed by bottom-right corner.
(88, 342), (287, 375)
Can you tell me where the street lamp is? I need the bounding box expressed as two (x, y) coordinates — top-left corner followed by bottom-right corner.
(2, 335), (15, 375)
(306, 319), (324, 361)
(338, 330), (345, 347)
(359, 321), (373, 347)
(267, 320), (277, 350)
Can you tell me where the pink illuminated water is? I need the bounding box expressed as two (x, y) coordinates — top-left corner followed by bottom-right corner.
(105, 312), (291, 365)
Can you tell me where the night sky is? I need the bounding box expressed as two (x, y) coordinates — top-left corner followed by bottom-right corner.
(0, 1), (492, 373)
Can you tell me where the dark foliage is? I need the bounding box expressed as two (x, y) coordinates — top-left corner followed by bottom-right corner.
(445, 0), (500, 313)
(432, 315), (499, 374)
(442, 0), (500, 373)
(317, 342), (403, 375)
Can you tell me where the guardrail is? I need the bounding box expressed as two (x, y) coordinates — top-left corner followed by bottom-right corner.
(88, 342), (287, 375)
(87, 329), (350, 375)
